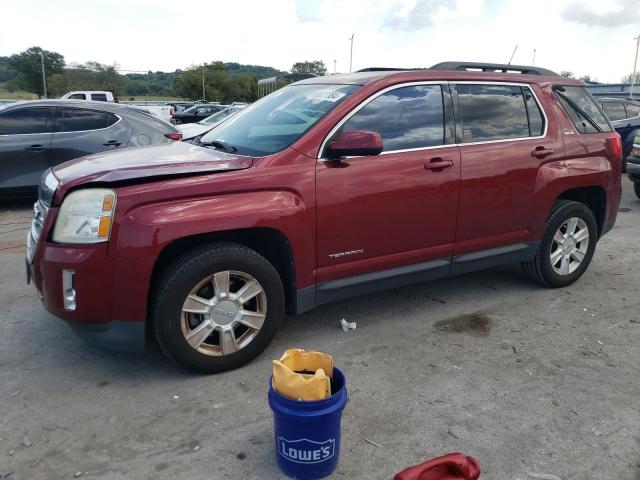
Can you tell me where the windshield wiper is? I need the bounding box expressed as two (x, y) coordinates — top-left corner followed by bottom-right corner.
(200, 139), (237, 153)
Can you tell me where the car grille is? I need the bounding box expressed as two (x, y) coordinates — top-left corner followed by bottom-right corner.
(26, 170), (58, 263)
(26, 200), (49, 263)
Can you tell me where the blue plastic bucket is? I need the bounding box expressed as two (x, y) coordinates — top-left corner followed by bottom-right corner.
(268, 367), (348, 479)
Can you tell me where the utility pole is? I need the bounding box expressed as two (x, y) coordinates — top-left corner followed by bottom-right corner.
(630, 35), (639, 99)
(349, 33), (354, 73)
(202, 72), (205, 101)
(532, 48), (536, 66)
(40, 51), (47, 99)
(334, 59), (337, 74)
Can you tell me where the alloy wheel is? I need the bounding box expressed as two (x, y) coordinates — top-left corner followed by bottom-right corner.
(180, 270), (267, 356)
(549, 217), (589, 275)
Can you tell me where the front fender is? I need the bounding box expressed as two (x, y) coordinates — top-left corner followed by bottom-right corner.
(110, 190), (310, 259)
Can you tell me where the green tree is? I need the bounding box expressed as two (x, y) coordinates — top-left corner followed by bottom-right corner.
(291, 60), (327, 76)
(8, 46), (65, 97)
(84, 61), (125, 95)
(174, 62), (228, 101)
(560, 71), (574, 78)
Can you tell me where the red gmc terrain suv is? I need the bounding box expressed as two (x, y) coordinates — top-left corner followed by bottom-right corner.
(26, 62), (622, 373)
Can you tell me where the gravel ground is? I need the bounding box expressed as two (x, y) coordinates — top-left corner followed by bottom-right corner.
(0, 181), (639, 480)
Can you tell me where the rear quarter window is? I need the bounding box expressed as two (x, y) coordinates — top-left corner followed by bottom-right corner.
(554, 86), (612, 134)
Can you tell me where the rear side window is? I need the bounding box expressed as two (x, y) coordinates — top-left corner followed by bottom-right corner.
(61, 108), (118, 132)
(524, 89), (544, 136)
(0, 107), (53, 135)
(456, 84), (538, 142)
(91, 93), (108, 102)
(625, 103), (640, 118)
(342, 85), (444, 152)
(67, 94), (86, 100)
(554, 86), (612, 134)
(601, 101), (627, 121)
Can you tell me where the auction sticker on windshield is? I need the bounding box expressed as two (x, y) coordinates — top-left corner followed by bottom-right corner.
(305, 90), (347, 103)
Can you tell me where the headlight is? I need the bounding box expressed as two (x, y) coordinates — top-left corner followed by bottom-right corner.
(52, 188), (116, 244)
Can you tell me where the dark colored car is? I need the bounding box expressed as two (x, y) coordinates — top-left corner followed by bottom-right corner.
(27, 62), (621, 373)
(0, 100), (181, 198)
(598, 97), (640, 170)
(624, 131), (640, 198)
(170, 104), (225, 125)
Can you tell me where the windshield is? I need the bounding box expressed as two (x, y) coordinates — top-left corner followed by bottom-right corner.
(201, 109), (232, 125)
(200, 84), (359, 156)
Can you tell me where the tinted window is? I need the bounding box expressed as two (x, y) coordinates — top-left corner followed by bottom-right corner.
(625, 102), (640, 118)
(0, 107), (53, 135)
(601, 102), (627, 121)
(457, 84), (530, 142)
(61, 108), (118, 132)
(554, 86), (612, 134)
(524, 89), (544, 136)
(200, 84), (358, 156)
(341, 85), (444, 152)
(91, 93), (108, 102)
(67, 94), (86, 100)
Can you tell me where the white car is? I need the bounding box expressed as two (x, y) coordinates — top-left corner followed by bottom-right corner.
(179, 106), (244, 141)
(61, 90), (116, 102)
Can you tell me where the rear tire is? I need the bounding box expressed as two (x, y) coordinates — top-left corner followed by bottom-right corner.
(634, 182), (640, 200)
(152, 243), (284, 374)
(522, 200), (597, 288)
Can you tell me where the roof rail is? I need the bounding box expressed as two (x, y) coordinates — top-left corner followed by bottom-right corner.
(356, 67), (418, 72)
(430, 61), (558, 76)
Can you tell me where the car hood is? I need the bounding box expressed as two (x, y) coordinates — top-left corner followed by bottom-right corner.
(179, 123), (214, 140)
(52, 141), (253, 189)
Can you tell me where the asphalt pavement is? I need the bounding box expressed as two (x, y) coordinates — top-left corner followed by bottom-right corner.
(1, 182), (639, 479)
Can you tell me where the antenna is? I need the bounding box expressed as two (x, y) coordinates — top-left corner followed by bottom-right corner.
(349, 33), (355, 73)
(508, 44), (518, 65)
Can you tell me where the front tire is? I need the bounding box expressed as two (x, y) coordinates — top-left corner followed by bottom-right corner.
(152, 243), (284, 374)
(522, 200), (598, 288)
(634, 182), (640, 200)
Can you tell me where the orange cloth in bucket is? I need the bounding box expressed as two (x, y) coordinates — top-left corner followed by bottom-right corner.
(272, 349), (334, 401)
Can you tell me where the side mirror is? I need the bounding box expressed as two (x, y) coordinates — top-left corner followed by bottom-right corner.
(326, 130), (383, 159)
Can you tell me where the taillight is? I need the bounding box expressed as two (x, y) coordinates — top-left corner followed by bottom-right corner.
(165, 132), (182, 141)
(606, 133), (622, 158)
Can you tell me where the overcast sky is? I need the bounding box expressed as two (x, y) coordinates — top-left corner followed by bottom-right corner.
(2, 0), (639, 82)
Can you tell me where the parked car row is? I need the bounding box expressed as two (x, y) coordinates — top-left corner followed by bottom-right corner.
(24, 61), (623, 373)
(178, 106), (244, 141)
(625, 131), (640, 198)
(597, 97), (640, 171)
(0, 100), (182, 197)
(170, 103), (228, 125)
